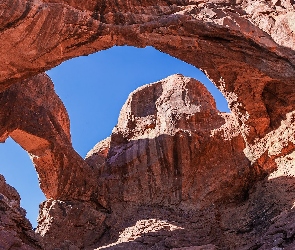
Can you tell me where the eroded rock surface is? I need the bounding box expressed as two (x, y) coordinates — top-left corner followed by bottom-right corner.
(1, 0), (295, 249)
(1, 0), (294, 88)
(87, 74), (253, 210)
(1, 0), (295, 170)
(36, 199), (107, 250)
(2, 73), (295, 249)
(37, 74), (249, 249)
(0, 73), (97, 200)
(83, 75), (295, 249)
(0, 174), (42, 250)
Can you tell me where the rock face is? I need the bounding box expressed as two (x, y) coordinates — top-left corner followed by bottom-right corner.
(1, 0), (295, 249)
(83, 75), (295, 250)
(34, 74), (295, 249)
(2, 72), (295, 249)
(1, 0), (295, 147)
(37, 74), (253, 249)
(1, 0), (294, 90)
(83, 75), (251, 248)
(86, 74), (253, 210)
(36, 199), (107, 250)
(0, 174), (41, 249)
(33, 73), (292, 249)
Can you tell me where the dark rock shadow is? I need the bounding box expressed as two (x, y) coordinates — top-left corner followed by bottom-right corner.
(262, 79), (295, 132)
(220, 175), (295, 250)
(93, 174), (295, 250)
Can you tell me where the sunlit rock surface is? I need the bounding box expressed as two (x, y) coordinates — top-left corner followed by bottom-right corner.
(0, 73), (97, 201)
(1, 0), (295, 163)
(87, 74), (252, 210)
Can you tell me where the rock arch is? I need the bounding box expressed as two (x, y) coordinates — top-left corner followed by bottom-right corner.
(1, 0), (295, 189)
(1, 1), (295, 248)
(0, 73), (97, 200)
(1, 0), (295, 143)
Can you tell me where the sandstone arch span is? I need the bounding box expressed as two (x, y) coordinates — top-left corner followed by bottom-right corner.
(0, 0), (294, 202)
(0, 73), (97, 200)
(1, 0), (295, 151)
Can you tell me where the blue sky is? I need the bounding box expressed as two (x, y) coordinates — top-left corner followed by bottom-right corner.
(0, 46), (229, 228)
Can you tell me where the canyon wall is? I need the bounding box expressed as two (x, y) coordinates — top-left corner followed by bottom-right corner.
(0, 0), (295, 249)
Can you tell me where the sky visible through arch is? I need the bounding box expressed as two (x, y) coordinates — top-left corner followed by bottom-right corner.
(0, 46), (229, 228)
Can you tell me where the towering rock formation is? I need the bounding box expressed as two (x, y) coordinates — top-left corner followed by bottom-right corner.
(0, 0), (295, 249)
(0, 73), (99, 249)
(86, 74), (252, 210)
(83, 74), (254, 249)
(36, 75), (295, 249)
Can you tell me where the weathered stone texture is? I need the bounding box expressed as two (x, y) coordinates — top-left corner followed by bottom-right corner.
(1, 0), (295, 249)
(86, 75), (253, 210)
(83, 75), (295, 249)
(0, 73), (97, 200)
(36, 199), (107, 250)
(1, 0), (295, 158)
(0, 175), (42, 250)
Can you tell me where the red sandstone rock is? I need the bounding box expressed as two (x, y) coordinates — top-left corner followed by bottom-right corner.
(83, 75), (295, 249)
(0, 73), (97, 200)
(36, 199), (107, 250)
(0, 0), (295, 187)
(80, 75), (249, 249)
(1, 0), (295, 249)
(1, 0), (295, 168)
(0, 174), (42, 249)
(3, 73), (295, 249)
(86, 74), (252, 209)
(172, 246), (216, 250)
